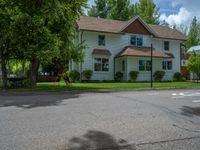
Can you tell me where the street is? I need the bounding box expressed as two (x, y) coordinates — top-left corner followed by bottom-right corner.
(0, 89), (200, 150)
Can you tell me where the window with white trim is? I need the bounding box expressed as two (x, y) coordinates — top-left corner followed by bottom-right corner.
(130, 35), (143, 46)
(162, 60), (172, 70)
(94, 58), (109, 72)
(164, 41), (170, 51)
(98, 35), (105, 46)
(139, 60), (151, 71)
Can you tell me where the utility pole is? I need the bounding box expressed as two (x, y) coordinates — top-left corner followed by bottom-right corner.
(151, 44), (153, 88)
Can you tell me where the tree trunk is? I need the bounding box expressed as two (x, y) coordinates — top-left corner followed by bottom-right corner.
(0, 47), (8, 90)
(29, 57), (40, 88)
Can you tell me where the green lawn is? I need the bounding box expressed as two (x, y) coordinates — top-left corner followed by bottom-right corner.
(5, 81), (200, 92)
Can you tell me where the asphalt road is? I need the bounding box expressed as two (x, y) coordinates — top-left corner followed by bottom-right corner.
(0, 89), (200, 150)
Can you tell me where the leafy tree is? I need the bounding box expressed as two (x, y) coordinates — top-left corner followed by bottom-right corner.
(13, 0), (87, 88)
(137, 0), (160, 24)
(0, 0), (18, 89)
(188, 52), (200, 82)
(186, 17), (200, 50)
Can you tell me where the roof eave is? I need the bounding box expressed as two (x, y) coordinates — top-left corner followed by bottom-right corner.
(78, 29), (125, 35)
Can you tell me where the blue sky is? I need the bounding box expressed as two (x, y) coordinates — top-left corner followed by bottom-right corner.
(88, 0), (200, 27)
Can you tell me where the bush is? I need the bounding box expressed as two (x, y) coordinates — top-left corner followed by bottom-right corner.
(173, 72), (186, 81)
(62, 71), (71, 85)
(153, 71), (165, 82)
(8, 78), (31, 88)
(82, 70), (93, 81)
(129, 71), (139, 81)
(69, 70), (80, 82)
(115, 72), (123, 82)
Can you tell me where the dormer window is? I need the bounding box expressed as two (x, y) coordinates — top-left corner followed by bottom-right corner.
(164, 41), (169, 51)
(98, 35), (105, 46)
(130, 35), (143, 46)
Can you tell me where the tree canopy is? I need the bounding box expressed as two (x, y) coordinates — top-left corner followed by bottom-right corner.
(88, 0), (160, 24)
(0, 0), (87, 89)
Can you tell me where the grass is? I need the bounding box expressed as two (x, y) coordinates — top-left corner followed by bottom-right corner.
(3, 81), (200, 92)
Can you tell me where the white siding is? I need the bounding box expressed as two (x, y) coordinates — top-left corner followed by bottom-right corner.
(153, 38), (181, 80)
(73, 31), (182, 81)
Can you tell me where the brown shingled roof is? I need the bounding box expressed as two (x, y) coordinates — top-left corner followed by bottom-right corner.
(76, 16), (186, 40)
(149, 24), (186, 40)
(76, 16), (126, 34)
(92, 49), (112, 55)
(116, 46), (174, 58)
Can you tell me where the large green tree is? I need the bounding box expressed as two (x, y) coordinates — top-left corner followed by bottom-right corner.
(12, 0), (87, 88)
(137, 0), (160, 24)
(186, 17), (200, 50)
(0, 0), (18, 89)
(188, 52), (200, 82)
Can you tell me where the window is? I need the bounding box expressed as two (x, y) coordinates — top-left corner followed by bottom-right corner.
(94, 58), (109, 72)
(162, 60), (172, 70)
(98, 35), (105, 46)
(139, 60), (151, 71)
(122, 60), (125, 71)
(130, 36), (143, 46)
(164, 41), (169, 51)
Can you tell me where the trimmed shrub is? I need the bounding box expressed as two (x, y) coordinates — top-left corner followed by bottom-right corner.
(153, 71), (165, 82)
(115, 72), (123, 82)
(69, 70), (80, 82)
(129, 71), (139, 81)
(173, 72), (186, 81)
(82, 70), (93, 81)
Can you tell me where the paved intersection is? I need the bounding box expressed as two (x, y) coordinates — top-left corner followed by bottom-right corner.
(0, 89), (200, 150)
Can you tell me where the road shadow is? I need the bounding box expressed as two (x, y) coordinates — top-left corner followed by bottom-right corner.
(0, 90), (119, 109)
(67, 130), (136, 150)
(0, 92), (80, 109)
(181, 106), (200, 117)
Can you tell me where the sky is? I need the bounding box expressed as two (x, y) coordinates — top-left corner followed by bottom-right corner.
(88, 0), (200, 27)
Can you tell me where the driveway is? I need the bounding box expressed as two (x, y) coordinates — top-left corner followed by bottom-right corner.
(0, 89), (200, 150)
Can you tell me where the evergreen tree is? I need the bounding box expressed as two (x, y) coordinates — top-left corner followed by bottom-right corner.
(137, 0), (160, 24)
(88, 0), (110, 18)
(109, 0), (131, 21)
(186, 16), (200, 50)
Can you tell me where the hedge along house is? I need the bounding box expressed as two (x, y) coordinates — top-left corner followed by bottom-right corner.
(71, 16), (186, 81)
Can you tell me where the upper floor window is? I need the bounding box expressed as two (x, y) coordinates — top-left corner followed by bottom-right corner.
(94, 57), (109, 72)
(162, 60), (172, 70)
(164, 41), (170, 51)
(139, 60), (151, 71)
(98, 35), (105, 46)
(130, 35), (143, 46)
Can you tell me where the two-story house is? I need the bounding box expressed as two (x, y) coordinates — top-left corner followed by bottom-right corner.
(71, 16), (186, 81)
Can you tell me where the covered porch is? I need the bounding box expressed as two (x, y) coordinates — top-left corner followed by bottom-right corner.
(115, 46), (174, 81)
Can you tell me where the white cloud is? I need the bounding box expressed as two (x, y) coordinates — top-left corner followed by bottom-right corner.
(160, 7), (191, 26)
(160, 0), (200, 27)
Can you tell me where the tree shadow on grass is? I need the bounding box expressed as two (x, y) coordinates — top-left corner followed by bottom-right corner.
(67, 130), (136, 150)
(181, 106), (200, 117)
